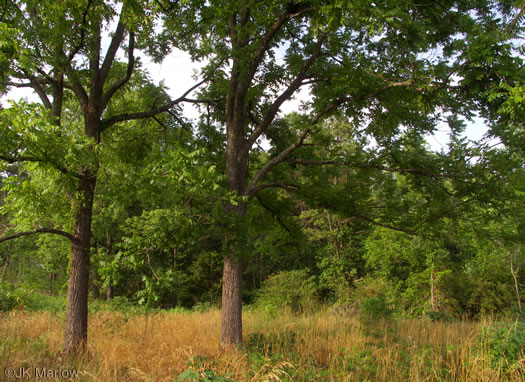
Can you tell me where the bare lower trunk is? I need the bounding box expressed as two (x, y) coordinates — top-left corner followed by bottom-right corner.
(105, 233), (114, 301)
(220, 253), (243, 346)
(430, 271), (436, 311)
(64, 177), (95, 356)
(106, 284), (114, 300)
(510, 253), (522, 313)
(0, 245), (10, 282)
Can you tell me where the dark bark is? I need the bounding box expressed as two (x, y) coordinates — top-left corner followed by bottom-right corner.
(105, 232), (114, 301)
(106, 284), (114, 301)
(220, 252), (244, 346)
(63, 176), (95, 356)
(0, 246), (10, 282)
(0, 228), (78, 244)
(92, 282), (100, 299)
(220, 112), (248, 345)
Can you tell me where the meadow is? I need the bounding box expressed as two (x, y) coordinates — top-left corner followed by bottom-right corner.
(1, 305), (524, 381)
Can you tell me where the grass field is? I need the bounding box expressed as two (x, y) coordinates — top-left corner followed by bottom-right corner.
(1, 308), (523, 381)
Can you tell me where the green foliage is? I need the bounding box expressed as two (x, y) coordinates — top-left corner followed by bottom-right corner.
(176, 356), (236, 382)
(300, 208), (367, 300)
(89, 295), (150, 315)
(254, 270), (318, 316)
(0, 283), (65, 312)
(481, 320), (525, 373)
(360, 296), (392, 323)
(462, 241), (519, 317)
(334, 346), (379, 377)
(0, 283), (17, 311)
(245, 330), (299, 357)
(1, 0), (525, 345)
(191, 301), (213, 313)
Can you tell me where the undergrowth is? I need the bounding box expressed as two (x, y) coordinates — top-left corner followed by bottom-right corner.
(1, 306), (524, 381)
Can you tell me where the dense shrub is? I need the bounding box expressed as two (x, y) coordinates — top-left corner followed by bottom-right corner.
(481, 320), (525, 373)
(254, 269), (318, 316)
(0, 283), (65, 312)
(0, 283), (17, 311)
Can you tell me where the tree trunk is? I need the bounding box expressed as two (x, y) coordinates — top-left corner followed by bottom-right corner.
(220, 253), (243, 346)
(220, 201), (246, 347)
(106, 283), (114, 301)
(105, 232), (114, 301)
(430, 271), (437, 311)
(0, 245), (11, 282)
(63, 176), (95, 356)
(220, 111), (248, 346)
(510, 253), (522, 313)
(92, 282), (100, 300)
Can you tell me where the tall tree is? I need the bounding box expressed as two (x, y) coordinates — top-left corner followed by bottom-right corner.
(163, 0), (524, 345)
(0, 0), (201, 356)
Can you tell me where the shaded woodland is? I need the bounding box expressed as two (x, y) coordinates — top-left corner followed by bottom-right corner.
(1, 0), (524, 363)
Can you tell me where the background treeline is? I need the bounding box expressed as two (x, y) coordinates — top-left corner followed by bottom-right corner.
(0, 0), (524, 339)
(1, 112), (524, 319)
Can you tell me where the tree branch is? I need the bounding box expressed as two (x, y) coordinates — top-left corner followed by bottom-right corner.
(65, 64), (89, 109)
(245, 32), (328, 152)
(255, 194), (292, 234)
(0, 228), (79, 245)
(1, 77), (53, 110)
(351, 214), (422, 237)
(99, 60), (223, 132)
(102, 31), (135, 109)
(245, 128), (310, 196)
(284, 158), (453, 195)
(0, 155), (85, 179)
(231, 8), (311, 123)
(21, 70), (53, 110)
(64, 0), (92, 67)
(239, 13), (291, 93)
(242, 7), (312, 92)
(308, 78), (424, 126)
(249, 182), (299, 196)
(284, 159), (343, 165)
(99, 17), (127, 87)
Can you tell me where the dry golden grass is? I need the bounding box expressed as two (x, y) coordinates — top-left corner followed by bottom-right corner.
(0, 309), (523, 381)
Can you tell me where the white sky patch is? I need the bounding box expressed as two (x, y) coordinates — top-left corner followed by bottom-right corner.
(280, 85), (312, 116)
(1, 47), (498, 155)
(1, 87), (39, 106)
(140, 49), (208, 121)
(425, 116), (497, 152)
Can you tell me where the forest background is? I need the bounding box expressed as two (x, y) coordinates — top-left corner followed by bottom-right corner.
(0, 0), (525, 380)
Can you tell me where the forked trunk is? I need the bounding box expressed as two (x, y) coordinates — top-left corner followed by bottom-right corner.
(220, 253), (243, 346)
(63, 177), (95, 356)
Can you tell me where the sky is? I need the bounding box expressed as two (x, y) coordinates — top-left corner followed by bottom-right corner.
(1, 47), (492, 153)
(130, 48), (495, 152)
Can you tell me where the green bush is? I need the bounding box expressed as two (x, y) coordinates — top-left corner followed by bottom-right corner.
(0, 284), (63, 312)
(360, 296), (392, 321)
(254, 269), (318, 316)
(24, 291), (65, 312)
(89, 295), (149, 314)
(481, 320), (525, 373)
(192, 301), (213, 313)
(0, 283), (17, 311)
(176, 356), (236, 381)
